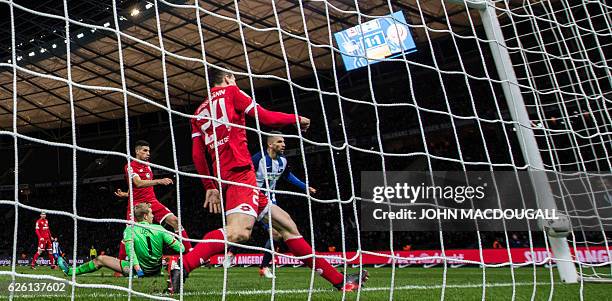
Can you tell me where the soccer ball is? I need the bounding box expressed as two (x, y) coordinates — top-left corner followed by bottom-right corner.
(543, 214), (571, 238)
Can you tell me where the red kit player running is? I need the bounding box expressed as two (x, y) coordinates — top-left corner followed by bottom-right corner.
(115, 140), (192, 262)
(167, 64), (368, 293)
(31, 212), (56, 269)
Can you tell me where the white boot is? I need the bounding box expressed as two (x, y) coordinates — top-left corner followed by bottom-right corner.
(259, 267), (275, 279)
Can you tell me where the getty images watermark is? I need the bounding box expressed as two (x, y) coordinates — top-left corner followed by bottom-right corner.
(361, 171), (612, 232)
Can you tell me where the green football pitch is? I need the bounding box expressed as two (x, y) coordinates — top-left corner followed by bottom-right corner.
(0, 265), (610, 300)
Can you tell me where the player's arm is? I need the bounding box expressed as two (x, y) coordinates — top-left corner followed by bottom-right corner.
(160, 227), (185, 254)
(191, 121), (221, 213)
(35, 222), (42, 239)
(234, 87), (310, 131)
(191, 123), (216, 191)
(283, 168), (317, 194)
(122, 228), (141, 268)
(131, 174), (173, 188)
(251, 152), (262, 170)
(283, 171), (307, 191)
(114, 189), (129, 198)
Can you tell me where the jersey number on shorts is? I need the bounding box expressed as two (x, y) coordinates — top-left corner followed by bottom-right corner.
(252, 189), (259, 206)
(199, 97), (229, 145)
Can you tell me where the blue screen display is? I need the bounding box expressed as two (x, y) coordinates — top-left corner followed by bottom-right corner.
(334, 11), (417, 71)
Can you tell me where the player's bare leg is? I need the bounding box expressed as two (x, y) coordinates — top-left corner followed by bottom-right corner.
(265, 206), (299, 239)
(57, 255), (131, 276)
(92, 255), (125, 273)
(266, 204), (368, 291)
(222, 213), (255, 268)
(226, 213), (255, 243)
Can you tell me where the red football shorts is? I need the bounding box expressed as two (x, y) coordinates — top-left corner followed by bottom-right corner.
(125, 199), (173, 224)
(224, 166), (269, 220)
(38, 238), (52, 250)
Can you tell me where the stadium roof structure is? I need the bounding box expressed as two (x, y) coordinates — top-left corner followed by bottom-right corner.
(0, 0), (485, 133)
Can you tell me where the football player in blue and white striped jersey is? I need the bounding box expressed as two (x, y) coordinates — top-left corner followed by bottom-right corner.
(224, 131), (316, 278)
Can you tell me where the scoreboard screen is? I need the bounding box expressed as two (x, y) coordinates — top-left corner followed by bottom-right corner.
(334, 11), (416, 71)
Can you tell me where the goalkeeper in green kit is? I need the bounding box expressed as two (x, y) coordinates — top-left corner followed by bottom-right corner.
(57, 202), (184, 277)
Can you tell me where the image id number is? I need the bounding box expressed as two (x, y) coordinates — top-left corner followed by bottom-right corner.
(7, 281), (66, 292)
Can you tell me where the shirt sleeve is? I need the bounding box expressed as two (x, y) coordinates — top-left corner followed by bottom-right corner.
(283, 171), (307, 191)
(282, 158), (307, 190)
(190, 118), (203, 139)
(232, 86), (257, 115)
(160, 227), (185, 254)
(35, 221), (42, 238)
(247, 104), (299, 128)
(125, 163), (138, 179)
(232, 86), (299, 127)
(191, 120), (216, 190)
(122, 227), (140, 267)
(251, 152), (263, 170)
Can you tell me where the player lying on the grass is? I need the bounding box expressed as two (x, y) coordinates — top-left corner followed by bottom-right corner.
(57, 203), (184, 277)
(114, 140), (192, 265)
(224, 131), (317, 279)
(166, 64), (367, 293)
(31, 212), (56, 269)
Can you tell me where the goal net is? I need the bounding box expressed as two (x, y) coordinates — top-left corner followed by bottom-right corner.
(501, 0), (612, 282)
(0, 0), (610, 300)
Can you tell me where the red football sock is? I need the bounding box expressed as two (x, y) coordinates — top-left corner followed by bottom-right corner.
(32, 252), (40, 266)
(47, 252), (55, 265)
(285, 236), (343, 286)
(183, 229), (225, 273)
(178, 229), (193, 251)
(118, 242), (127, 260)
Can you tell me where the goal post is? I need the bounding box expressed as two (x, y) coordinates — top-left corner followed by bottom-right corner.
(449, 0), (578, 283)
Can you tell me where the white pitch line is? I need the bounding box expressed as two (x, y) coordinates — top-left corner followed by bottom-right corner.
(5, 281), (551, 299)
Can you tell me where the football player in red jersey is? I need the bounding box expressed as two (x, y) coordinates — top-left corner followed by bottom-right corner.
(31, 212), (56, 269)
(167, 64), (367, 293)
(114, 140), (192, 263)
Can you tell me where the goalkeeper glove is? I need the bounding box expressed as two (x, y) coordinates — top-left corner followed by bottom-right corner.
(136, 269), (145, 278)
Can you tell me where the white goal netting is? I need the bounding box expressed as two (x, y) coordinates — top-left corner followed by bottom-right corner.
(0, 0), (610, 300)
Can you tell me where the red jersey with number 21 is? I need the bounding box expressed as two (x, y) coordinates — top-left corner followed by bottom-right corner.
(191, 86), (258, 178)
